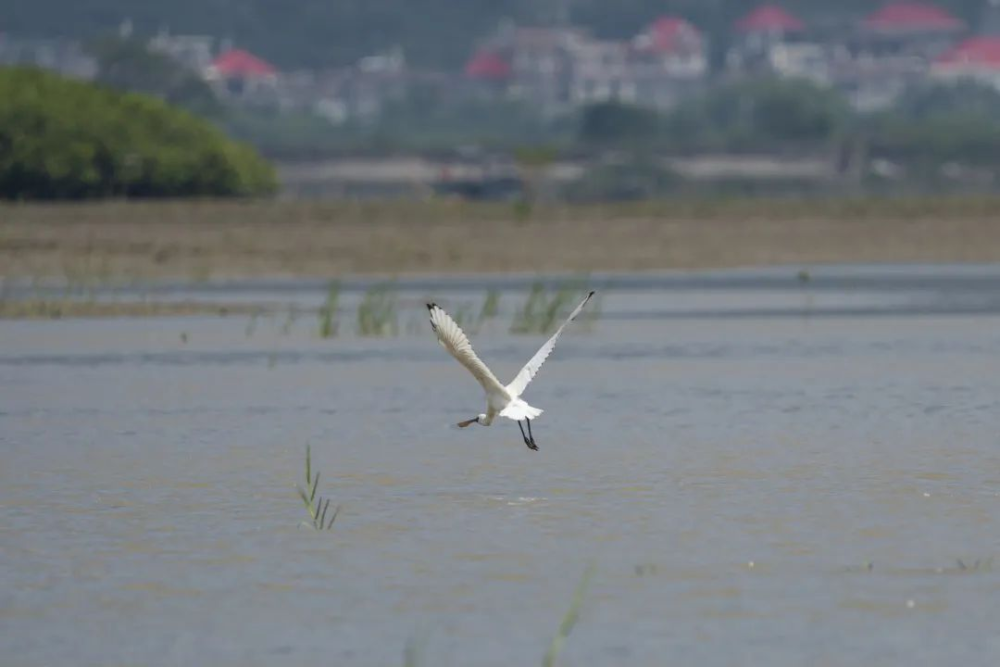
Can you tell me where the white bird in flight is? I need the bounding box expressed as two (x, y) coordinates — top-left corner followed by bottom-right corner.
(426, 291), (595, 451)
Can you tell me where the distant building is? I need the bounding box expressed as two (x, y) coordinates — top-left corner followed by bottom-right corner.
(629, 17), (708, 108)
(463, 48), (512, 100)
(465, 49), (512, 81)
(829, 2), (966, 109)
(736, 4), (806, 34)
(204, 48), (279, 103)
(148, 31), (216, 72)
(727, 5), (810, 76)
(857, 2), (965, 60)
(498, 26), (583, 115)
(313, 49), (427, 123)
(468, 20), (708, 115)
(862, 2), (964, 33)
(632, 16), (707, 78)
(568, 37), (632, 105)
(930, 37), (1000, 90)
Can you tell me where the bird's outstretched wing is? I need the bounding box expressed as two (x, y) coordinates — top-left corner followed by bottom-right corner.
(505, 291), (595, 397)
(427, 303), (507, 396)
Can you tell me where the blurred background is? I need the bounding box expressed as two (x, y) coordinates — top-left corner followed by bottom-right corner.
(4, 0), (1000, 201)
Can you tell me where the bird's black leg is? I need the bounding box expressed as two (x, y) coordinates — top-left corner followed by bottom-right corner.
(525, 418), (538, 450)
(517, 420), (530, 447)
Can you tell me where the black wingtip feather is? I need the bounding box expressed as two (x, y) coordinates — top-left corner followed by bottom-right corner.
(588, 290), (595, 297)
(426, 303), (436, 311)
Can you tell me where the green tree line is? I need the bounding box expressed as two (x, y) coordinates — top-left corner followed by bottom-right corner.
(0, 67), (276, 200)
(578, 77), (1000, 166)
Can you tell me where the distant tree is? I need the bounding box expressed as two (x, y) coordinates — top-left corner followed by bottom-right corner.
(0, 67), (276, 200)
(892, 80), (1000, 120)
(868, 113), (1000, 166)
(664, 77), (850, 152)
(85, 36), (220, 113)
(857, 82), (1000, 167)
(578, 102), (663, 148)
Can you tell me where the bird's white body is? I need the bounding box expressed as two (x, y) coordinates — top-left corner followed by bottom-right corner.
(426, 291), (595, 449)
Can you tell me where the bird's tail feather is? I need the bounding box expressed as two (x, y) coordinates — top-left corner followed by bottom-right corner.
(500, 400), (543, 421)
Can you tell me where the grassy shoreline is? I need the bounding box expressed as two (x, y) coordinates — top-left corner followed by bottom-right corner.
(3, 197), (1000, 285)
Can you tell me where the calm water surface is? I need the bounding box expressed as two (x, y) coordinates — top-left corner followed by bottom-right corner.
(2, 265), (1000, 666)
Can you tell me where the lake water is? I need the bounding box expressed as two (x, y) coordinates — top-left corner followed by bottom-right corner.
(2, 265), (1000, 666)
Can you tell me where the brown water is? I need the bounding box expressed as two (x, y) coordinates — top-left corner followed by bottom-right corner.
(2, 266), (1000, 666)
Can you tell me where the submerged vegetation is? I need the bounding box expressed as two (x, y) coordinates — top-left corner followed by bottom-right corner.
(440, 288), (501, 336)
(0, 276), (603, 340)
(295, 444), (340, 531)
(543, 564), (596, 667)
(318, 280), (341, 339)
(356, 282), (399, 337)
(511, 279), (600, 335)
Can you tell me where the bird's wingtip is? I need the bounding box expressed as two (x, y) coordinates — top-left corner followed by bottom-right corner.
(426, 303), (436, 311)
(588, 290), (596, 297)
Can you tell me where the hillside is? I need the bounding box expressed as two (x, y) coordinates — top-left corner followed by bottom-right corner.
(2, 0), (988, 69)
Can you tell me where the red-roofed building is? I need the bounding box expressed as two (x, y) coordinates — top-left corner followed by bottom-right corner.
(931, 36), (1000, 90)
(632, 16), (707, 82)
(736, 5), (805, 33)
(855, 2), (965, 64)
(863, 2), (964, 33)
(464, 50), (511, 80)
(635, 17), (703, 55)
(477, 25), (585, 114)
(204, 48), (278, 103)
(728, 5), (814, 77)
(468, 21), (710, 114)
(209, 48), (277, 78)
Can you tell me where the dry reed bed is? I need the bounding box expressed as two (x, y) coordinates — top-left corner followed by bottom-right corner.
(2, 197), (1000, 281)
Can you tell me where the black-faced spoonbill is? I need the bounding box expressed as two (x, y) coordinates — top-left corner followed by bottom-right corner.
(426, 291), (595, 451)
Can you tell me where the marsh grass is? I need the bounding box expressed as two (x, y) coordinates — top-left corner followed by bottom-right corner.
(511, 279), (595, 335)
(8, 197), (1000, 283)
(245, 309), (261, 337)
(797, 268), (815, 318)
(281, 305), (299, 335)
(357, 282), (398, 337)
(480, 288), (500, 321)
(448, 303), (477, 332)
(295, 445), (340, 531)
(0, 298), (253, 319)
(318, 281), (341, 338)
(446, 289), (502, 336)
(542, 564), (595, 667)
